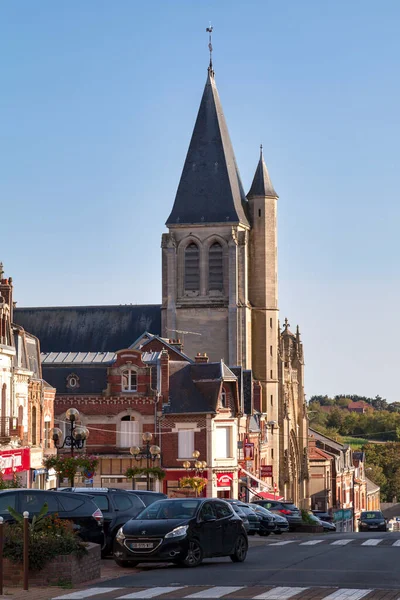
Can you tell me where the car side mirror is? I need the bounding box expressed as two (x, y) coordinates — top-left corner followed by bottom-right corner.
(202, 514), (216, 522)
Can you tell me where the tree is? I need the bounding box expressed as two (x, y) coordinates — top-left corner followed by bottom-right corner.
(326, 408), (344, 430)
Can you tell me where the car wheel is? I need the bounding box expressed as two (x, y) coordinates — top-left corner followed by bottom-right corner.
(259, 531), (270, 536)
(230, 535), (248, 563)
(178, 540), (203, 568)
(273, 530), (283, 535)
(115, 559), (139, 568)
(248, 530), (255, 536)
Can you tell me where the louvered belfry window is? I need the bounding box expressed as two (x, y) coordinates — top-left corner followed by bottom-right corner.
(209, 242), (223, 291)
(184, 243), (200, 292)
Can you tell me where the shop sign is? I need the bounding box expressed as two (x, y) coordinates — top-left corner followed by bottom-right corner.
(0, 448), (30, 476)
(216, 472), (233, 488)
(261, 465), (273, 477)
(244, 442), (254, 460)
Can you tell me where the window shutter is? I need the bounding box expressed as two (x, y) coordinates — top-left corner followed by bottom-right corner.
(120, 420), (140, 448)
(178, 430), (194, 458)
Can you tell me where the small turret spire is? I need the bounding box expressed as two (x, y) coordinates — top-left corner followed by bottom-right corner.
(247, 145), (278, 199)
(0, 263), (3, 279)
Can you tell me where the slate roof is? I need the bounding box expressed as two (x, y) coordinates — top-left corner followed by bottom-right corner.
(42, 365), (108, 395)
(309, 428), (345, 452)
(41, 352), (116, 364)
(166, 70), (249, 227)
(366, 477), (380, 494)
(14, 305), (161, 353)
(247, 148), (278, 199)
(164, 360), (237, 414)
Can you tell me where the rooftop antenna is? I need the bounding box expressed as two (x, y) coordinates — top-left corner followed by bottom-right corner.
(166, 328), (202, 351)
(206, 23), (214, 73)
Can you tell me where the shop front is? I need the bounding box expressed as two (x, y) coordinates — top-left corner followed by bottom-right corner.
(0, 448), (30, 486)
(215, 471), (234, 499)
(163, 469), (207, 498)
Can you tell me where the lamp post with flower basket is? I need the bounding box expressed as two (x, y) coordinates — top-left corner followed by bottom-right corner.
(180, 450), (208, 497)
(51, 408), (90, 486)
(129, 432), (161, 491)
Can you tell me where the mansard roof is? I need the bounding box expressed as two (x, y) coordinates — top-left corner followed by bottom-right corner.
(166, 69), (249, 227)
(247, 147), (278, 199)
(14, 305), (161, 353)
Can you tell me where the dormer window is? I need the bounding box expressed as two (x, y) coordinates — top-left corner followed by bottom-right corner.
(121, 368), (137, 392)
(221, 388), (227, 408)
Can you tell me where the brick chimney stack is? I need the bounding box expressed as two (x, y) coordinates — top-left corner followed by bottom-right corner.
(168, 339), (183, 353)
(195, 352), (209, 364)
(160, 349), (169, 405)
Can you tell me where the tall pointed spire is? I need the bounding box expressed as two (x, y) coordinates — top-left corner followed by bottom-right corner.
(166, 29), (249, 227)
(247, 145), (278, 199)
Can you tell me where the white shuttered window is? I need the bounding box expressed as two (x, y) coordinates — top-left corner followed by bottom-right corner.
(178, 430), (195, 458)
(120, 419), (140, 448)
(215, 427), (231, 458)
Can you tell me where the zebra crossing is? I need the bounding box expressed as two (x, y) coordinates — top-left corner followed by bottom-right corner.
(265, 538), (400, 547)
(51, 585), (400, 600)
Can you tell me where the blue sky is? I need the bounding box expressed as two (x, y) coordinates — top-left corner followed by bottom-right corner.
(1, 1), (399, 401)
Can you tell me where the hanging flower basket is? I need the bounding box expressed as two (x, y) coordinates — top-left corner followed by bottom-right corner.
(125, 466), (166, 481)
(179, 476), (208, 494)
(43, 455), (99, 482)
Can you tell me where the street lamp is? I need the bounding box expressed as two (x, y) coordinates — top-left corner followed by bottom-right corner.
(183, 451), (207, 497)
(52, 408), (89, 486)
(130, 432), (160, 491)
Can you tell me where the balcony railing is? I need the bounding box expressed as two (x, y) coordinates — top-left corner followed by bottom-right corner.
(0, 417), (21, 441)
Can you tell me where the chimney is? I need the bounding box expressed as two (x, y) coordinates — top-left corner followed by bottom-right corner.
(195, 352), (209, 364)
(169, 338), (183, 353)
(160, 349), (169, 405)
(308, 435), (316, 449)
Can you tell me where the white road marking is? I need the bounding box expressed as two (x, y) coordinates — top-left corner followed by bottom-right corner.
(361, 538), (383, 546)
(392, 539), (400, 546)
(330, 539), (355, 546)
(322, 589), (372, 600)
(117, 588), (185, 599)
(185, 587), (244, 598)
(253, 586), (309, 599)
(299, 540), (323, 546)
(268, 540), (296, 546)
(53, 589), (122, 600)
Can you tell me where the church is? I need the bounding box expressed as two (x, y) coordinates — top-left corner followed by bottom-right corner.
(14, 51), (309, 505)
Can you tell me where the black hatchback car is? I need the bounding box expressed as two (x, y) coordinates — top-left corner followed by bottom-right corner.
(0, 489), (104, 547)
(57, 487), (146, 555)
(225, 500), (261, 535)
(114, 498), (248, 568)
(359, 511), (387, 532)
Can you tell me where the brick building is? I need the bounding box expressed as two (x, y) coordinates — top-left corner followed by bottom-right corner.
(0, 264), (56, 489)
(42, 333), (264, 497)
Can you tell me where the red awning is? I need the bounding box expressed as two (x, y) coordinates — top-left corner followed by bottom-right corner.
(254, 491), (284, 501)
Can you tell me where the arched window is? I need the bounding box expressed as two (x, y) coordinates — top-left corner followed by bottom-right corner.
(121, 369), (137, 392)
(119, 415), (140, 448)
(32, 406), (37, 446)
(209, 242), (223, 292)
(184, 243), (200, 292)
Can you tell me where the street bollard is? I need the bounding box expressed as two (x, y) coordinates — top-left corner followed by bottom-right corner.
(23, 511), (29, 591)
(0, 516), (3, 595)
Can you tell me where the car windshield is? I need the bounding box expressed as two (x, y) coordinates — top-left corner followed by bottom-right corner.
(136, 499), (201, 520)
(253, 505), (273, 517)
(361, 512), (383, 520)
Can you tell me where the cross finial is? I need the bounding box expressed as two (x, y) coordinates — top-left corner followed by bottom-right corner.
(260, 144), (263, 158)
(284, 317), (290, 329)
(206, 23), (214, 74)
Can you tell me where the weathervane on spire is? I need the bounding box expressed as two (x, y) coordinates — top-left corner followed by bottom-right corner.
(206, 23), (214, 74)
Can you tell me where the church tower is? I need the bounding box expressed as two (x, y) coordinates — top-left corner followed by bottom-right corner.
(161, 62), (252, 367)
(247, 148), (280, 477)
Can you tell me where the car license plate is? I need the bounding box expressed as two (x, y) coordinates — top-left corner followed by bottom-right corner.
(130, 542), (153, 549)
(370, 525), (378, 528)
